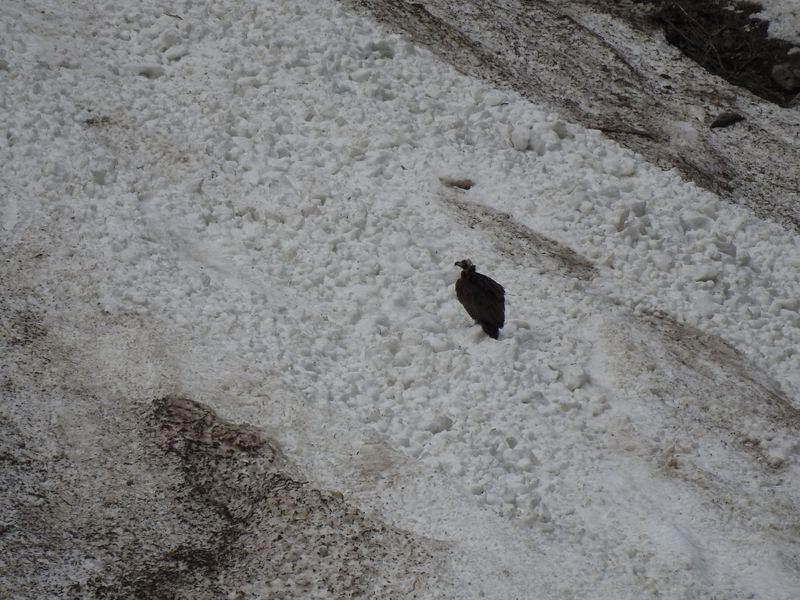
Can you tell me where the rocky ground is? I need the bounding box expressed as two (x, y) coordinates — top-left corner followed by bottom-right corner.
(1, 318), (438, 598)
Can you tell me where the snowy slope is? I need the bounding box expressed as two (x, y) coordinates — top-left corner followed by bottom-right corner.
(2, 0), (800, 598)
(758, 0), (800, 43)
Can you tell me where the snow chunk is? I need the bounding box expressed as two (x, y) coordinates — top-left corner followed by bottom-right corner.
(529, 126), (561, 155)
(157, 31), (182, 52)
(516, 390), (546, 405)
(600, 184), (621, 200)
(693, 290), (719, 318)
(562, 366), (589, 391)
(603, 156), (637, 177)
(362, 40), (395, 59)
(482, 90), (505, 106)
(668, 120), (700, 148)
(612, 207), (630, 232)
(680, 211), (713, 232)
(131, 64), (165, 79)
(165, 45), (189, 62)
(510, 126), (531, 151)
(714, 237), (737, 258)
(691, 266), (721, 283)
(427, 415), (453, 434)
(548, 120), (573, 140)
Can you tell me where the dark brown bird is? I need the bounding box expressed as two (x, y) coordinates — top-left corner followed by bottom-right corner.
(454, 259), (505, 339)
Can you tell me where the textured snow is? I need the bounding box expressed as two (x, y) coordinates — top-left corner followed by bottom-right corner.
(2, 0), (800, 598)
(757, 0), (800, 43)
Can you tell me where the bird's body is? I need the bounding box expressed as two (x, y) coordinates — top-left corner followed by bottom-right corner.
(454, 259), (505, 339)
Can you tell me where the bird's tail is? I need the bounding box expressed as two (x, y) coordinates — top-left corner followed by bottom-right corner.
(481, 322), (500, 339)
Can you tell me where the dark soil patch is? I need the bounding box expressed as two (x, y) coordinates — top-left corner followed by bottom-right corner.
(83, 115), (113, 127)
(709, 110), (746, 127)
(5, 309), (47, 346)
(644, 0), (799, 106)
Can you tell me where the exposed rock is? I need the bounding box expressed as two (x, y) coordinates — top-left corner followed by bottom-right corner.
(710, 111), (745, 129)
(772, 61), (800, 93)
(439, 175), (475, 190)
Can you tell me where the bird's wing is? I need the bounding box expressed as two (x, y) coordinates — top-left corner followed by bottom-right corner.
(455, 277), (466, 304)
(475, 273), (505, 301)
(467, 273), (505, 328)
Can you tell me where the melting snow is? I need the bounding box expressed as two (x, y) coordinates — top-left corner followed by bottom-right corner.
(2, 0), (799, 597)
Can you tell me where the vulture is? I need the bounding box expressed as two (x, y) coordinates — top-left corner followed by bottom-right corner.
(454, 259), (505, 339)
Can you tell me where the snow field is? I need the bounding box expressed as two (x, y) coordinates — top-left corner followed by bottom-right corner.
(476, 119), (800, 394)
(2, 0), (800, 596)
(757, 0), (800, 43)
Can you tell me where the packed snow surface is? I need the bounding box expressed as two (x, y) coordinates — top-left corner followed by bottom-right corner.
(2, 0), (800, 598)
(758, 0), (800, 43)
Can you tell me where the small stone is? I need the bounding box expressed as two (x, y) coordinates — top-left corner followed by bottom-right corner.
(709, 111), (745, 129)
(439, 175), (474, 190)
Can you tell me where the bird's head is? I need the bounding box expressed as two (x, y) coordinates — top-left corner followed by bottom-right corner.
(455, 259), (475, 271)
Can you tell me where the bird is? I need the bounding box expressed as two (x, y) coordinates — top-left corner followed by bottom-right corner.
(454, 259), (505, 339)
